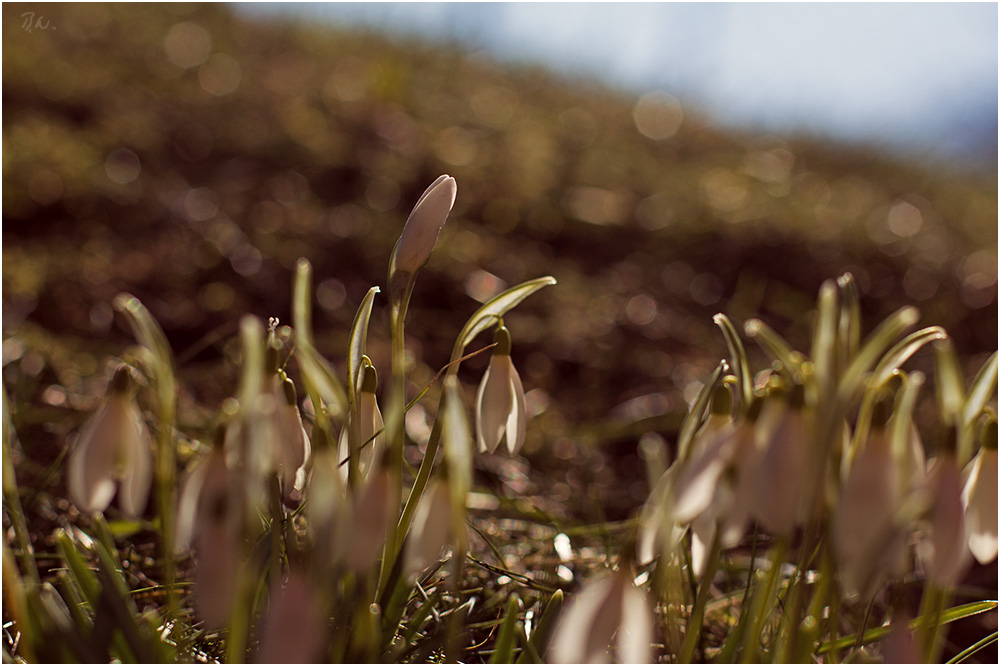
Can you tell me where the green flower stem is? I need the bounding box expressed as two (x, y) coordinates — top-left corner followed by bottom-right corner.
(268, 474), (284, 588)
(379, 283), (412, 595)
(919, 585), (952, 663)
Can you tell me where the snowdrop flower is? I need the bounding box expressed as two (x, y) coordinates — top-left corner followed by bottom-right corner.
(273, 374), (310, 499)
(306, 428), (351, 569)
(833, 406), (907, 599)
(347, 456), (394, 574)
(918, 449), (971, 587)
(338, 360), (384, 483)
(389, 175), (457, 298)
(962, 420), (997, 564)
(404, 477), (455, 580)
(671, 385), (737, 524)
(750, 386), (812, 538)
(476, 325), (526, 455)
(549, 568), (653, 664)
(67, 366), (152, 519)
(174, 431), (243, 629)
(258, 568), (327, 663)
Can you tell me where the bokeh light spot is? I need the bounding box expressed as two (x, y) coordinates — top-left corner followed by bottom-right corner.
(105, 148), (141, 185)
(633, 91), (683, 140)
(199, 53), (242, 96)
(164, 22), (212, 69)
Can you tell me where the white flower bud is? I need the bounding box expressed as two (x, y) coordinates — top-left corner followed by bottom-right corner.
(390, 175), (457, 278)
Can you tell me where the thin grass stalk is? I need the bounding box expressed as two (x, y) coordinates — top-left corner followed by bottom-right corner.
(2, 438), (39, 585)
(678, 535), (721, 663)
(741, 541), (787, 663)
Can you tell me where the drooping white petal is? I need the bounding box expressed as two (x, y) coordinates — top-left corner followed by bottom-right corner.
(175, 455), (211, 554)
(67, 398), (126, 514)
(274, 401), (309, 494)
(506, 358), (527, 455)
(357, 391), (384, 476)
(194, 516), (239, 630)
(636, 467), (686, 565)
(476, 356), (513, 454)
(962, 448), (998, 564)
(919, 455), (971, 586)
(192, 450), (240, 630)
(117, 399), (153, 519)
(404, 480), (453, 580)
(617, 580), (653, 664)
(690, 512), (717, 579)
(718, 424), (758, 547)
(258, 569), (327, 664)
(348, 464), (393, 573)
(549, 574), (618, 664)
(752, 403), (810, 537)
(833, 429), (903, 598)
(307, 447), (351, 567)
(672, 423), (737, 523)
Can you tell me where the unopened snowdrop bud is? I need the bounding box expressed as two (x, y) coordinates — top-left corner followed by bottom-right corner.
(750, 385), (811, 538)
(67, 366), (152, 519)
(404, 477), (454, 580)
(389, 175), (457, 292)
(475, 326), (527, 455)
(549, 568), (653, 664)
(833, 401), (906, 599)
(962, 419), (998, 564)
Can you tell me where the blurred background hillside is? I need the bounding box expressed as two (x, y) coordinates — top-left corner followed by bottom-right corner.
(3, 3), (998, 520)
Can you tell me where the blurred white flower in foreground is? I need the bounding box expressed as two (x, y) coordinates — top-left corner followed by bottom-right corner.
(918, 452), (971, 587)
(67, 366), (152, 519)
(258, 569), (327, 663)
(833, 415), (907, 599)
(750, 387), (811, 538)
(404, 477), (455, 580)
(476, 326), (526, 455)
(962, 421), (998, 564)
(174, 434), (243, 629)
(549, 568), (653, 664)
